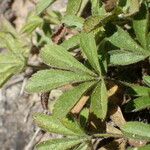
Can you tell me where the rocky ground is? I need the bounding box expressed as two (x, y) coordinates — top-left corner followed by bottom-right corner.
(0, 0), (67, 149)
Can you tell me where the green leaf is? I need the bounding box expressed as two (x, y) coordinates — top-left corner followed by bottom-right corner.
(26, 70), (95, 93)
(75, 142), (89, 150)
(83, 15), (105, 33)
(123, 0), (141, 17)
(125, 96), (150, 112)
(143, 76), (150, 87)
(91, 0), (101, 15)
(53, 81), (96, 119)
(124, 83), (150, 97)
(0, 16), (18, 38)
(62, 15), (84, 29)
(0, 53), (26, 87)
(21, 15), (43, 34)
(107, 26), (148, 55)
(80, 33), (101, 74)
(34, 113), (80, 136)
(90, 79), (108, 120)
(60, 34), (80, 50)
(61, 116), (86, 136)
(109, 50), (147, 65)
(0, 32), (30, 57)
(36, 137), (88, 150)
(121, 121), (150, 141)
(36, 0), (55, 15)
(66, 0), (82, 16)
(133, 4), (149, 50)
(40, 44), (95, 76)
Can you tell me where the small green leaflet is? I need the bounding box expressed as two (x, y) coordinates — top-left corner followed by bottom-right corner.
(26, 70), (95, 93)
(61, 116), (86, 136)
(109, 50), (147, 65)
(90, 0), (101, 15)
(0, 53), (25, 87)
(53, 81), (96, 119)
(62, 15), (84, 29)
(36, 137), (88, 150)
(66, 0), (82, 16)
(125, 96), (150, 112)
(90, 79), (108, 120)
(21, 15), (43, 34)
(35, 0), (56, 15)
(80, 33), (101, 75)
(107, 26), (148, 55)
(124, 83), (150, 97)
(121, 121), (150, 141)
(60, 34), (80, 50)
(143, 76), (150, 87)
(34, 113), (79, 136)
(133, 4), (149, 50)
(40, 44), (96, 76)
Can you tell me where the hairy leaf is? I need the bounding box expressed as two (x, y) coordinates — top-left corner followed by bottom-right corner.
(53, 81), (96, 119)
(66, 0), (82, 16)
(26, 70), (95, 93)
(90, 79), (108, 120)
(60, 34), (80, 50)
(40, 44), (95, 76)
(0, 53), (26, 87)
(36, 137), (88, 150)
(61, 117), (86, 136)
(21, 15), (43, 34)
(62, 15), (84, 29)
(125, 96), (150, 112)
(125, 83), (150, 97)
(34, 113), (78, 136)
(143, 76), (150, 87)
(80, 33), (101, 74)
(133, 4), (149, 50)
(121, 121), (150, 141)
(107, 26), (148, 55)
(109, 50), (147, 65)
(36, 0), (55, 15)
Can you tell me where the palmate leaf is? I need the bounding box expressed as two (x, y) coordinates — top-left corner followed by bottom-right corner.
(125, 96), (150, 112)
(143, 76), (150, 87)
(36, 137), (88, 150)
(121, 121), (150, 141)
(53, 81), (96, 119)
(26, 70), (95, 93)
(109, 50), (147, 65)
(35, 0), (56, 15)
(107, 26), (149, 55)
(80, 33), (101, 75)
(90, 79), (108, 120)
(133, 4), (149, 50)
(40, 44), (95, 76)
(34, 113), (80, 136)
(0, 53), (26, 87)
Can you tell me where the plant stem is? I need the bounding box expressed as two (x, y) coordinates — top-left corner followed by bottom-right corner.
(92, 133), (124, 139)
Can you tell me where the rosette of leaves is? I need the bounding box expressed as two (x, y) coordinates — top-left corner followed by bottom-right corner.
(26, 33), (110, 149)
(0, 17), (29, 87)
